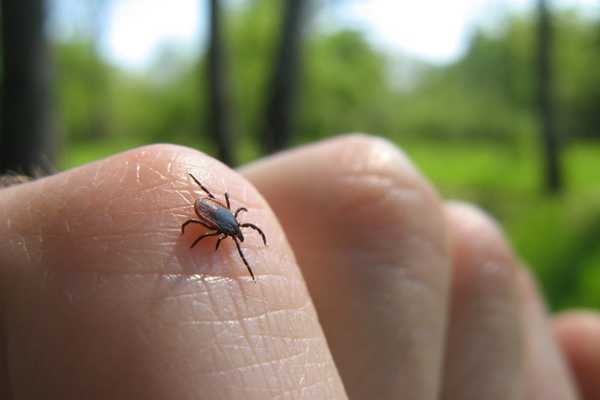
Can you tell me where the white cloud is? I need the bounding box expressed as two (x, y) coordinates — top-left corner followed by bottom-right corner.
(335, 0), (490, 63)
(333, 0), (598, 64)
(102, 0), (203, 69)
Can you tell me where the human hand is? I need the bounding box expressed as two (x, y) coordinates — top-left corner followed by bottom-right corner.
(0, 135), (598, 399)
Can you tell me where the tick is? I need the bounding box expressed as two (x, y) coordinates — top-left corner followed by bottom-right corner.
(181, 174), (267, 280)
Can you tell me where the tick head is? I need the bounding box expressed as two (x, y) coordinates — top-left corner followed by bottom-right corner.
(235, 227), (245, 242)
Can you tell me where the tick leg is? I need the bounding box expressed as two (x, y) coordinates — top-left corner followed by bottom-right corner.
(233, 237), (256, 281)
(240, 223), (267, 246)
(190, 231), (220, 248)
(189, 173), (215, 199)
(224, 192), (231, 210)
(215, 234), (227, 251)
(234, 207), (248, 219)
(181, 219), (213, 235)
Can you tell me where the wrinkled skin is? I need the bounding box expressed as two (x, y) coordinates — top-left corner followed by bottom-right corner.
(0, 135), (599, 400)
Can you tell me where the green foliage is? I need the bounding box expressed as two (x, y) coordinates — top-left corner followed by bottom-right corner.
(554, 12), (600, 138)
(395, 11), (600, 143)
(407, 141), (600, 310)
(111, 57), (205, 145)
(300, 29), (394, 140)
(55, 40), (112, 141)
(227, 0), (280, 138)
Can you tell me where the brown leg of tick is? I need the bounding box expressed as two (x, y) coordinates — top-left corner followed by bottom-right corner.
(215, 234), (226, 251)
(233, 237), (256, 281)
(188, 173), (215, 199)
(240, 223), (267, 246)
(190, 231), (220, 249)
(234, 207), (248, 219)
(224, 192), (231, 210)
(181, 219), (213, 235)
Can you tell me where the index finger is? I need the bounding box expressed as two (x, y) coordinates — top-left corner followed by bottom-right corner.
(0, 145), (347, 399)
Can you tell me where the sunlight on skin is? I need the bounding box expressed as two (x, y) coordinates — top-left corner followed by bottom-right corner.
(1, 138), (597, 399)
(0, 145), (346, 399)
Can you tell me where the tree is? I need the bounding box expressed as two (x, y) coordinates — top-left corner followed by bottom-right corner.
(1, 0), (55, 175)
(262, 0), (308, 153)
(207, 0), (237, 166)
(300, 30), (393, 141)
(536, 0), (563, 193)
(55, 40), (111, 141)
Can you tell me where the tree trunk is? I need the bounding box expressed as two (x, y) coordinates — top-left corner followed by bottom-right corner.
(207, 0), (236, 166)
(262, 0), (307, 154)
(1, 0), (55, 175)
(536, 0), (563, 193)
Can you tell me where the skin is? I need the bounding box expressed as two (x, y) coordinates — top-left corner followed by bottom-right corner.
(554, 311), (600, 400)
(441, 203), (525, 400)
(0, 134), (597, 399)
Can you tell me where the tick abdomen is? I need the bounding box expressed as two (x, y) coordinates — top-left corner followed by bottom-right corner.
(195, 198), (239, 236)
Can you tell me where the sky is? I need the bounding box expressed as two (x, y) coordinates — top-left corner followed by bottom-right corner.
(102, 0), (204, 69)
(99, 0), (599, 70)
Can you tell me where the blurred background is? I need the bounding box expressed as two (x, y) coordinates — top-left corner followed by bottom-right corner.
(1, 0), (599, 310)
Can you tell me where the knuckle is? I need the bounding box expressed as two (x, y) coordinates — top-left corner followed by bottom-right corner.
(333, 134), (437, 207)
(326, 134), (446, 245)
(446, 202), (519, 287)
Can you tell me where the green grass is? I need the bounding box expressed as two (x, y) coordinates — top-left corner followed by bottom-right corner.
(60, 138), (146, 170)
(60, 137), (600, 310)
(60, 134), (262, 171)
(403, 140), (600, 310)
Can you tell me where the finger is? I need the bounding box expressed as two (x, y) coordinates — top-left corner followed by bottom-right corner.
(554, 311), (600, 400)
(441, 202), (524, 400)
(243, 134), (451, 399)
(0, 145), (347, 399)
(519, 270), (579, 399)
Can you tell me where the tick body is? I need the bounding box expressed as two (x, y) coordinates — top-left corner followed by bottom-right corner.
(181, 174), (267, 280)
